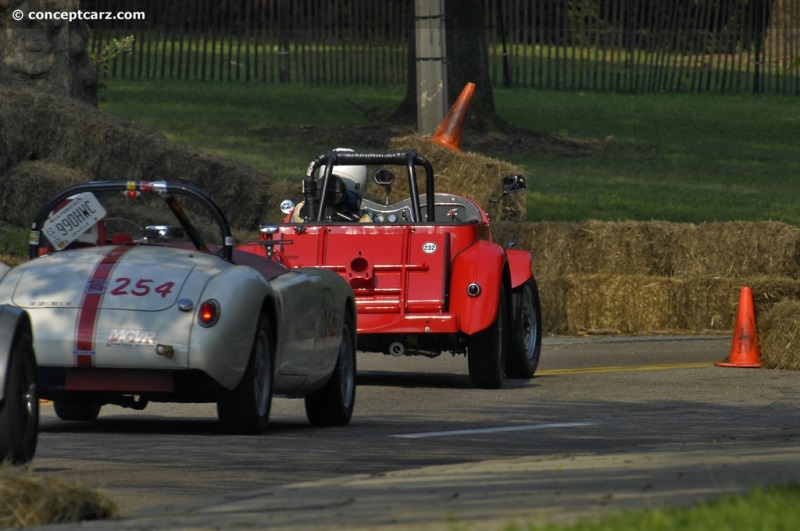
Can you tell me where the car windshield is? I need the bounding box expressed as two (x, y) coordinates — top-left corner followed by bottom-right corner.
(37, 183), (226, 253)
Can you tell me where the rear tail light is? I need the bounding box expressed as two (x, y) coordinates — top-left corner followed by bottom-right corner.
(198, 299), (220, 327)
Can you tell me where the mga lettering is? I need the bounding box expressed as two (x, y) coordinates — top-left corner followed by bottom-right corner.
(107, 328), (157, 348)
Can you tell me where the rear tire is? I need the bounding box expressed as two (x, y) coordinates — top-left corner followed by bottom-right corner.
(53, 396), (101, 421)
(506, 278), (543, 378)
(305, 312), (356, 426)
(217, 314), (273, 434)
(467, 286), (508, 389)
(0, 330), (38, 465)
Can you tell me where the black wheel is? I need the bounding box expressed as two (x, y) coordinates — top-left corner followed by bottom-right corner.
(0, 330), (38, 465)
(467, 286), (508, 389)
(53, 396), (101, 421)
(506, 278), (543, 378)
(217, 314), (273, 434)
(305, 312), (356, 426)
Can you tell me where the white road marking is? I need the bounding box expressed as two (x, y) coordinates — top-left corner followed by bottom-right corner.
(391, 421), (594, 439)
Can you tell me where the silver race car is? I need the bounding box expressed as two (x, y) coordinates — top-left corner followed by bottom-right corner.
(0, 181), (357, 434)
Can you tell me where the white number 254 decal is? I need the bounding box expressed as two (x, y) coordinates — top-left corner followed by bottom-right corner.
(110, 278), (175, 298)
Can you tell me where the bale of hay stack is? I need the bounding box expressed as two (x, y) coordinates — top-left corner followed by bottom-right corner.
(654, 221), (800, 278)
(387, 134), (526, 221)
(0, 464), (117, 527)
(0, 161), (88, 226)
(493, 220), (800, 280)
(0, 87), (272, 231)
(537, 274), (800, 335)
(759, 299), (800, 370)
(492, 221), (579, 278)
(542, 274), (678, 335)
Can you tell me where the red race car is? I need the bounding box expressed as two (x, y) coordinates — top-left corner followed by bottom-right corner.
(241, 150), (541, 389)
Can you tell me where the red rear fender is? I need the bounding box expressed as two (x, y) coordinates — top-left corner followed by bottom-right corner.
(506, 249), (533, 289)
(449, 240), (506, 335)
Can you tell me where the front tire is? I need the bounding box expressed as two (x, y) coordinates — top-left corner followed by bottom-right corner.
(217, 314), (273, 434)
(467, 286), (508, 389)
(305, 311), (356, 426)
(506, 278), (543, 378)
(0, 330), (38, 465)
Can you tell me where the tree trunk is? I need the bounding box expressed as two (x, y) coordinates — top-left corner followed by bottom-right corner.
(395, 0), (505, 131)
(0, 0), (97, 105)
(444, 0), (503, 131)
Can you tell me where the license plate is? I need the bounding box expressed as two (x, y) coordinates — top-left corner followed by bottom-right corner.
(42, 192), (107, 250)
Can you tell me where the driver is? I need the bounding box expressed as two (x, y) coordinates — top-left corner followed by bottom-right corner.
(290, 148), (372, 222)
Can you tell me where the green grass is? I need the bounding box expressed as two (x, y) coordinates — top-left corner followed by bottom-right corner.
(100, 79), (800, 225)
(514, 484), (800, 531)
(100, 80), (405, 177)
(495, 89), (800, 223)
(0, 224), (28, 264)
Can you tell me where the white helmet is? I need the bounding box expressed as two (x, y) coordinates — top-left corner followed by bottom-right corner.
(331, 148), (368, 201)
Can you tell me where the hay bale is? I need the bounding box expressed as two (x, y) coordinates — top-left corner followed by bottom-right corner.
(537, 276), (572, 335)
(0, 464), (117, 527)
(493, 221), (578, 278)
(557, 274), (678, 334)
(759, 299), (800, 369)
(388, 134), (526, 221)
(538, 274), (800, 335)
(0, 161), (89, 226)
(670, 276), (800, 332)
(0, 87), (272, 230)
(654, 221), (800, 278)
(493, 220), (800, 280)
(494, 221), (671, 277)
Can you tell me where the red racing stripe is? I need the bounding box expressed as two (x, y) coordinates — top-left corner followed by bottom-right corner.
(74, 246), (133, 367)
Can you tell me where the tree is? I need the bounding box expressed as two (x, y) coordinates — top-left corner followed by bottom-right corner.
(397, 0), (505, 132)
(0, 0), (97, 105)
(444, 0), (503, 130)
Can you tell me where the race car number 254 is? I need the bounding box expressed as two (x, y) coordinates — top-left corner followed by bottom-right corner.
(42, 193), (107, 250)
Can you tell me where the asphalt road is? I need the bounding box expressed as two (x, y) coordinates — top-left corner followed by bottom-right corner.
(31, 335), (800, 529)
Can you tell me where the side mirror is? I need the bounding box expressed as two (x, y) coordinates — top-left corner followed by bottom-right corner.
(373, 168), (396, 206)
(502, 174), (526, 194)
(280, 199), (295, 214)
(373, 168), (396, 186)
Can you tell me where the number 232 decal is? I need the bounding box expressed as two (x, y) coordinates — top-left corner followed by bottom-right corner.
(110, 277), (175, 298)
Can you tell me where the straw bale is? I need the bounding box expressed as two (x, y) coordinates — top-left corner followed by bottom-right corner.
(759, 299), (800, 370)
(0, 464), (117, 527)
(388, 134), (526, 221)
(654, 221), (800, 278)
(537, 274), (800, 335)
(0, 87), (272, 230)
(492, 221), (578, 278)
(536, 276), (572, 335)
(493, 220), (800, 280)
(0, 161), (89, 226)
(553, 274), (678, 334)
(670, 276), (800, 331)
(493, 221), (668, 277)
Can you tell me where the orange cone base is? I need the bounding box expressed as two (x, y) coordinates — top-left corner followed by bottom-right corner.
(430, 135), (462, 151)
(715, 360), (762, 368)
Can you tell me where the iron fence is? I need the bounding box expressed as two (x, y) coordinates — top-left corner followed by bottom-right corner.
(85, 0), (800, 94)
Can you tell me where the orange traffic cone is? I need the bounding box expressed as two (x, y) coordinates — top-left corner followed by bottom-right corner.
(716, 286), (762, 368)
(429, 82), (475, 152)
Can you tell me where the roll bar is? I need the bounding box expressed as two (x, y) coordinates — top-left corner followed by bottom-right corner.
(29, 181), (234, 262)
(304, 150), (436, 223)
